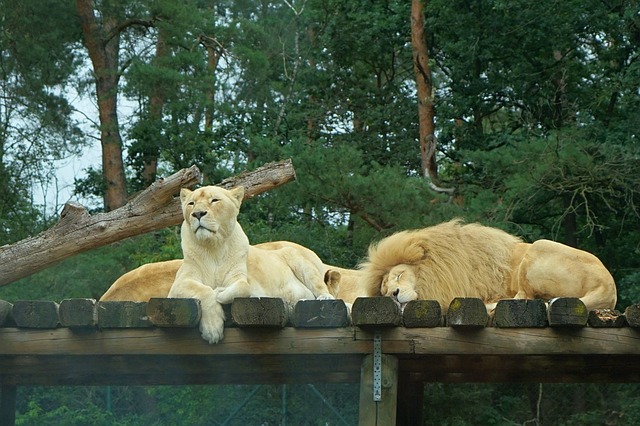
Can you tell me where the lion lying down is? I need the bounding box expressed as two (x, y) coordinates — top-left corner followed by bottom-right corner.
(100, 241), (347, 302)
(360, 219), (617, 312)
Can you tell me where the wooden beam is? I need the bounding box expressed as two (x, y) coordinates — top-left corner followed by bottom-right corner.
(0, 377), (16, 426)
(358, 354), (398, 426)
(1, 327), (640, 357)
(397, 372), (424, 426)
(0, 327), (639, 387)
(358, 327), (640, 356)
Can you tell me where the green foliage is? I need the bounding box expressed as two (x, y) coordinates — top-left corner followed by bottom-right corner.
(0, 234), (173, 302)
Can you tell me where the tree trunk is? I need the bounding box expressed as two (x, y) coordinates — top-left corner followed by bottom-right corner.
(201, 35), (223, 132)
(0, 159), (296, 286)
(411, 0), (437, 181)
(76, 0), (136, 211)
(141, 26), (169, 187)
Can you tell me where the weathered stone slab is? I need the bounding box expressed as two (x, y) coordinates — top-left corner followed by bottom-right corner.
(12, 300), (59, 329)
(446, 298), (488, 327)
(231, 297), (289, 327)
(547, 298), (588, 327)
(97, 301), (151, 328)
(402, 300), (442, 328)
(147, 298), (201, 327)
(493, 299), (547, 328)
(351, 297), (401, 327)
(292, 299), (350, 328)
(59, 298), (98, 328)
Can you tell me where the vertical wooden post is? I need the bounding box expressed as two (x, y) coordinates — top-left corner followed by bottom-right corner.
(0, 377), (16, 426)
(359, 354), (398, 425)
(396, 373), (424, 425)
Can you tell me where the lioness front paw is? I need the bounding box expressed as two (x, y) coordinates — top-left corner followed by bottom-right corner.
(199, 295), (226, 344)
(216, 280), (251, 304)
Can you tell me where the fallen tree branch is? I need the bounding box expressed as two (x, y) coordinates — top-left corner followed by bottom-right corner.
(0, 159), (296, 286)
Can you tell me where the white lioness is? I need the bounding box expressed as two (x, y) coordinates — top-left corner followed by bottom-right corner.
(361, 219), (617, 312)
(168, 185), (333, 343)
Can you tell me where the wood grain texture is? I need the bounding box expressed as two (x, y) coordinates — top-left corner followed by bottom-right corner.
(0, 327), (639, 386)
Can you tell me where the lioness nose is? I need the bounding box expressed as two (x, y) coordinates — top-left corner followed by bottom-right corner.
(393, 288), (400, 297)
(192, 211), (207, 220)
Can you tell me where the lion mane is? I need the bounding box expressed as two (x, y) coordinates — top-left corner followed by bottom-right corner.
(360, 219), (522, 310)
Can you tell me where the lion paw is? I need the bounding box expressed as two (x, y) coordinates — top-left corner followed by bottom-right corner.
(216, 280), (251, 304)
(199, 295), (226, 344)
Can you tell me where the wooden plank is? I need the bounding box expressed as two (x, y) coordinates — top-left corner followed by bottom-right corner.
(292, 300), (350, 328)
(0, 328), (638, 386)
(147, 298), (200, 327)
(1, 327), (640, 357)
(59, 299), (97, 328)
(401, 300), (442, 328)
(352, 297), (401, 327)
(0, 354), (364, 386)
(231, 298), (289, 327)
(3, 352), (640, 386)
(357, 327), (640, 356)
(445, 298), (488, 327)
(358, 354), (398, 426)
(493, 299), (547, 328)
(396, 372), (424, 425)
(547, 297), (588, 327)
(97, 301), (151, 328)
(0, 377), (16, 426)
(398, 354), (640, 383)
(0, 327), (362, 356)
(12, 300), (59, 329)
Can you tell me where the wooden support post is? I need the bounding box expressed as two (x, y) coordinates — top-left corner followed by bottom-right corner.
(396, 373), (424, 426)
(0, 377), (16, 426)
(359, 353), (398, 426)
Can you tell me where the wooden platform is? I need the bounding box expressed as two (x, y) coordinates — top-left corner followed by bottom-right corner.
(1, 296), (639, 425)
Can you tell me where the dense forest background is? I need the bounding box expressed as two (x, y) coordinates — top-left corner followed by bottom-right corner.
(1, 0), (639, 424)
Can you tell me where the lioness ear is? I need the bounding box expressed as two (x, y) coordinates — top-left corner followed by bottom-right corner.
(229, 186), (245, 205)
(180, 188), (192, 204)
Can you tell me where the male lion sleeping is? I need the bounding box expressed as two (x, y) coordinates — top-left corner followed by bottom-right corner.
(361, 219), (617, 312)
(167, 185), (334, 343)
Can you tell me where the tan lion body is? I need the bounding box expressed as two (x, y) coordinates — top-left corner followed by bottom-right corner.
(323, 267), (377, 307)
(100, 259), (181, 302)
(511, 239), (617, 310)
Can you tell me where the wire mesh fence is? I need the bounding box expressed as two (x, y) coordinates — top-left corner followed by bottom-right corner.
(14, 383), (640, 425)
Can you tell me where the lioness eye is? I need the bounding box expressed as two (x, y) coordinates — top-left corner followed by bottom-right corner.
(188, 201), (195, 206)
(211, 198), (220, 203)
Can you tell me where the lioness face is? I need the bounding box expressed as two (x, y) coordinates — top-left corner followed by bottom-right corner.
(381, 265), (418, 304)
(180, 186), (244, 242)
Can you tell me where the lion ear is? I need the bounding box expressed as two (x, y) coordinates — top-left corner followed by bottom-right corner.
(180, 188), (192, 204)
(229, 186), (245, 206)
